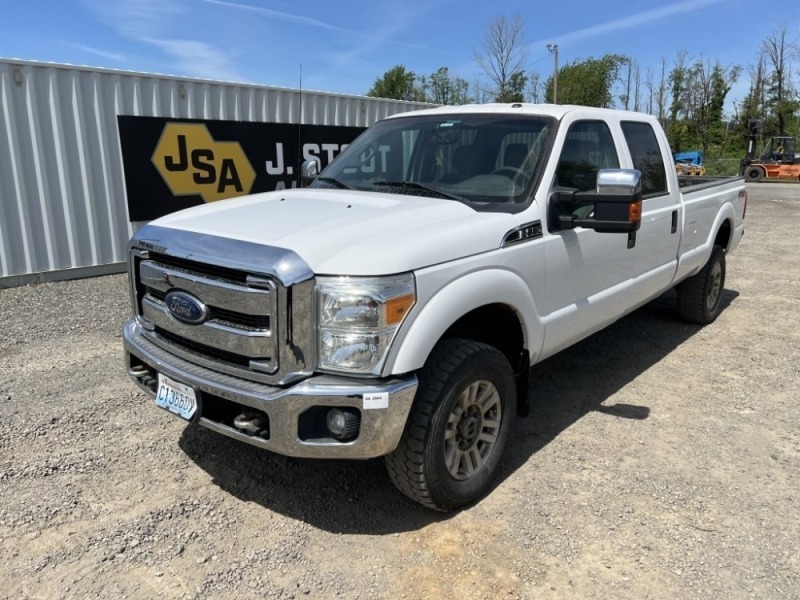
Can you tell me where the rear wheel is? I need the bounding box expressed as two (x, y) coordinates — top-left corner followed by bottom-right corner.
(385, 339), (515, 511)
(677, 245), (726, 324)
(745, 166), (764, 182)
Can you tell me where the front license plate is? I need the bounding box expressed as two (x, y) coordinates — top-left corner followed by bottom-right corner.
(156, 373), (197, 420)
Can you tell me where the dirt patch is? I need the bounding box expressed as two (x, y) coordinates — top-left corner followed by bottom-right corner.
(1, 183), (798, 599)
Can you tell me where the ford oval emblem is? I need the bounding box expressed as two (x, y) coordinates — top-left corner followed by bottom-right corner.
(165, 290), (208, 325)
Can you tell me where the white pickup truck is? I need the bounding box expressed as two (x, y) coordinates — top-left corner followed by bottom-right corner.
(123, 104), (746, 511)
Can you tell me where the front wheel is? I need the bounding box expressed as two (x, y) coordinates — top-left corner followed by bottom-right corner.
(745, 166), (764, 182)
(385, 339), (516, 511)
(677, 245), (726, 324)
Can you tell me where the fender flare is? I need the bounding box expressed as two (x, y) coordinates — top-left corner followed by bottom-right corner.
(688, 201), (736, 265)
(385, 269), (544, 376)
(710, 201), (736, 252)
(677, 201), (738, 282)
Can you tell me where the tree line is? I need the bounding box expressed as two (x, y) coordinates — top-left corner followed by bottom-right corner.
(366, 15), (800, 160)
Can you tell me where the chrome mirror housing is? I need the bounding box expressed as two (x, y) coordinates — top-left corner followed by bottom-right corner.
(300, 158), (320, 186)
(596, 169), (641, 195)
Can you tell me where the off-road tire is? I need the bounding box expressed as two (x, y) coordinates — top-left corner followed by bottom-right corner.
(384, 339), (515, 511)
(745, 166), (764, 182)
(677, 245), (726, 324)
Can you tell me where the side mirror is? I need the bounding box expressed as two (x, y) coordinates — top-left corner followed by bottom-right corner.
(300, 158), (320, 187)
(550, 169), (643, 234)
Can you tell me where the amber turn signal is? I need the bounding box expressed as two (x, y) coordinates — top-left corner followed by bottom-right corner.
(386, 293), (415, 325)
(629, 201), (642, 223)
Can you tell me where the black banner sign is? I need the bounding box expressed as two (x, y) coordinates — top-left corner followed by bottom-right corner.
(118, 116), (365, 221)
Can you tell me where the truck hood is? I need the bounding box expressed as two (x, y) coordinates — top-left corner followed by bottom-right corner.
(152, 189), (521, 275)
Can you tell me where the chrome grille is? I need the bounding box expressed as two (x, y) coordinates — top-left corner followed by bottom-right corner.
(147, 289), (269, 329)
(136, 256), (279, 382)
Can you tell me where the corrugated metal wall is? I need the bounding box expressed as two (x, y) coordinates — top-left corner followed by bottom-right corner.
(0, 59), (431, 287)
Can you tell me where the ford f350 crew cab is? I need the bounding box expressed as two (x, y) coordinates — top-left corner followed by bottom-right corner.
(124, 104), (746, 511)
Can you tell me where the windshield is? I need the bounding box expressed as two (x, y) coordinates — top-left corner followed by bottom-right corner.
(310, 113), (555, 211)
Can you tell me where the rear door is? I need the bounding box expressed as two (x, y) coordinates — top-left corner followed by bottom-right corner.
(619, 120), (682, 292)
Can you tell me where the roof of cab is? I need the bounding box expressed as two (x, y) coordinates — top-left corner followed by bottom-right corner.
(384, 102), (656, 122)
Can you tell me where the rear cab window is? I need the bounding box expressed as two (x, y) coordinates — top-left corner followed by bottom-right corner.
(620, 121), (668, 197)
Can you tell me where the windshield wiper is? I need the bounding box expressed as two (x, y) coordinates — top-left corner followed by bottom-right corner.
(372, 181), (464, 201)
(314, 176), (350, 189)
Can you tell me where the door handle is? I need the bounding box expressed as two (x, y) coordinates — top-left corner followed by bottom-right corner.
(671, 210), (678, 234)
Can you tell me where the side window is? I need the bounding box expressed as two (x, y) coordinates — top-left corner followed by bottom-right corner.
(555, 121), (620, 192)
(621, 121), (668, 197)
(553, 121), (619, 221)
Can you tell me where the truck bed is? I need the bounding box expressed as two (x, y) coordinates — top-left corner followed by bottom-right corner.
(677, 175), (744, 191)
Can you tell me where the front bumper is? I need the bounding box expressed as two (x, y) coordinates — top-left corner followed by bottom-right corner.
(123, 319), (418, 459)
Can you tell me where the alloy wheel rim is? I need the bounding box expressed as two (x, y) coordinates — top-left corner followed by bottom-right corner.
(707, 261), (723, 311)
(443, 380), (502, 480)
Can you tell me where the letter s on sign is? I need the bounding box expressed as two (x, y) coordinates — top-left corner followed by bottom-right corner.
(303, 144), (320, 162)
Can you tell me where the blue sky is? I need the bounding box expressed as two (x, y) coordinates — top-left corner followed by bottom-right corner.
(1, 0), (798, 110)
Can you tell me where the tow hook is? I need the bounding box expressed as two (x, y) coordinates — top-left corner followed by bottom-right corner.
(129, 365), (156, 391)
(233, 411), (269, 439)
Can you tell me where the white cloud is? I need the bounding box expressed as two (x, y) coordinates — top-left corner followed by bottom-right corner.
(143, 38), (248, 82)
(81, 0), (246, 81)
(200, 0), (345, 31)
(202, 0), (435, 59)
(81, 0), (184, 38)
(74, 44), (127, 63)
(325, 2), (444, 69)
(530, 0), (726, 49)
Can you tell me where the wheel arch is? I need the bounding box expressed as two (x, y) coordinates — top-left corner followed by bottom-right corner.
(675, 203), (737, 288)
(700, 201), (736, 255)
(441, 304), (524, 371)
(385, 269), (542, 378)
(714, 217), (732, 252)
(710, 193), (740, 254)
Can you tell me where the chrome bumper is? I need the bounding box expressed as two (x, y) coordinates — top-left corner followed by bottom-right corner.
(123, 319), (418, 459)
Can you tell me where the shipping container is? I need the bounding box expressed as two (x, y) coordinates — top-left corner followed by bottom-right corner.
(0, 59), (431, 287)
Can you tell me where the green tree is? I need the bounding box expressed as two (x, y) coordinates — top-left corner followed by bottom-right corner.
(763, 25), (798, 136)
(707, 61), (741, 154)
(619, 58), (641, 110)
(504, 70), (528, 103)
(734, 31), (799, 156)
(666, 51), (740, 155)
(687, 59), (741, 155)
(367, 65), (423, 101)
(734, 52), (765, 156)
(740, 51), (767, 132)
(667, 50), (689, 151)
(423, 67), (471, 105)
(546, 54), (626, 108)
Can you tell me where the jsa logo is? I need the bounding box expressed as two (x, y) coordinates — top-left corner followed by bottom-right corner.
(152, 123), (256, 202)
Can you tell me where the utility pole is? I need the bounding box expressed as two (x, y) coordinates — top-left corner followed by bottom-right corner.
(547, 44), (559, 104)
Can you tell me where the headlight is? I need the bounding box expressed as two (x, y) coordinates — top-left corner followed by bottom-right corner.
(316, 274), (415, 374)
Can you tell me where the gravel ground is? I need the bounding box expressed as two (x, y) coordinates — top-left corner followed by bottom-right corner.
(1, 182), (798, 600)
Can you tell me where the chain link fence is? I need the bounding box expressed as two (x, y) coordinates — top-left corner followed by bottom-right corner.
(703, 158), (742, 176)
